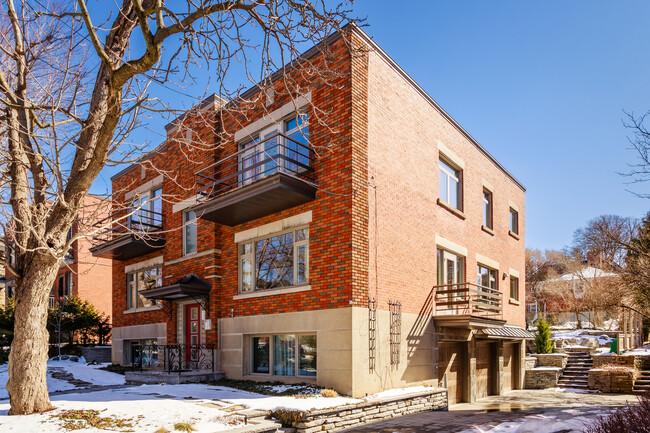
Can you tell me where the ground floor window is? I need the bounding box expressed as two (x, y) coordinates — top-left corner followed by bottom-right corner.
(128, 338), (158, 367)
(251, 334), (316, 377)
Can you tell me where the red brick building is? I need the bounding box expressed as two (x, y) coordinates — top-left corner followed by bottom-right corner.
(95, 25), (529, 402)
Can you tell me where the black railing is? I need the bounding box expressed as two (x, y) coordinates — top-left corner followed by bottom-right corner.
(132, 344), (216, 374)
(195, 131), (314, 198)
(92, 208), (164, 243)
(433, 282), (503, 319)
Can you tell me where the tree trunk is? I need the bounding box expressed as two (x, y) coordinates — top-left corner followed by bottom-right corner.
(6, 255), (59, 414)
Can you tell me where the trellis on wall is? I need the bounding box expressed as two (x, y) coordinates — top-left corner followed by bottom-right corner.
(388, 300), (402, 367)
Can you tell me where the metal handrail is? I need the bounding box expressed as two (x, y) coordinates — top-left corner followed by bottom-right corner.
(92, 208), (164, 243)
(433, 282), (503, 319)
(195, 131), (314, 198)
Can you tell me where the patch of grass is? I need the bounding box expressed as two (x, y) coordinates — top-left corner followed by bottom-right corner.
(99, 363), (140, 375)
(51, 409), (140, 432)
(173, 421), (196, 432)
(211, 378), (323, 396)
(154, 427), (171, 433)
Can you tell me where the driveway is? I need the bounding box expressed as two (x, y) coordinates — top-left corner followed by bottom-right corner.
(342, 390), (636, 433)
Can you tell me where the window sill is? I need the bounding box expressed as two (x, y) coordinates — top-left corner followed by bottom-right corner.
(437, 199), (466, 220)
(509, 298), (520, 306)
(233, 285), (311, 300)
(508, 230), (520, 240)
(481, 225), (495, 236)
(164, 248), (221, 266)
(123, 305), (163, 315)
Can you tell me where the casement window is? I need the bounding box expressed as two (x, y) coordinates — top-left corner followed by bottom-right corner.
(477, 264), (498, 291)
(251, 334), (317, 377)
(509, 208), (519, 235)
(436, 249), (465, 286)
(483, 190), (493, 229)
(183, 210), (197, 255)
(239, 227), (309, 293)
(239, 113), (309, 185)
(130, 187), (162, 229)
(127, 265), (162, 309)
(438, 158), (462, 210)
(510, 276), (519, 301)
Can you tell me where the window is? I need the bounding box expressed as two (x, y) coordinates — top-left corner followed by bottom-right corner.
(439, 158), (461, 210)
(251, 334), (316, 377)
(509, 208), (519, 235)
(127, 265), (162, 309)
(130, 187), (162, 230)
(239, 227), (309, 292)
(183, 210), (197, 255)
(510, 276), (519, 301)
(58, 272), (72, 298)
(483, 190), (492, 229)
(477, 264), (497, 290)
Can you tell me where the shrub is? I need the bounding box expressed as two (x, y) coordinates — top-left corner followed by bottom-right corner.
(585, 392), (650, 433)
(173, 421), (196, 432)
(320, 388), (338, 398)
(534, 317), (553, 354)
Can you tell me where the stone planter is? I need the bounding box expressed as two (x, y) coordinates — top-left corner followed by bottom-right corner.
(524, 367), (562, 389)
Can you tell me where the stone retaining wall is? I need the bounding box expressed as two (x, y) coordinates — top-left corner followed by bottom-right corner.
(588, 369), (635, 393)
(531, 353), (568, 368)
(592, 355), (635, 369)
(634, 355), (650, 370)
(525, 357), (537, 370)
(271, 389), (447, 433)
(80, 346), (112, 363)
(524, 368), (562, 389)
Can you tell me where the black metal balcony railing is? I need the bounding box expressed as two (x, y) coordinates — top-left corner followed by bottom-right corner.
(195, 131), (314, 198)
(434, 282), (503, 319)
(131, 344), (216, 374)
(92, 208), (164, 243)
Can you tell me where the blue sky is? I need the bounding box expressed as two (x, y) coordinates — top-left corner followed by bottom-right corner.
(95, 1), (650, 252)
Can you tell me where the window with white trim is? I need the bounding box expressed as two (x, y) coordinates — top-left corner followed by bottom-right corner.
(239, 227), (309, 293)
(183, 210), (197, 255)
(483, 190), (493, 229)
(251, 334), (316, 377)
(439, 158), (462, 210)
(509, 208), (519, 234)
(477, 264), (498, 290)
(510, 276), (519, 301)
(130, 187), (162, 230)
(127, 265), (162, 309)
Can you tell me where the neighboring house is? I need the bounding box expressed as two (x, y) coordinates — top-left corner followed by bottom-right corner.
(5, 195), (113, 320)
(93, 24), (529, 403)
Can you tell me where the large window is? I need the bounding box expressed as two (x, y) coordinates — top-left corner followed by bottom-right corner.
(239, 227), (309, 292)
(130, 187), (162, 229)
(439, 158), (461, 210)
(510, 276), (519, 301)
(477, 264), (497, 290)
(183, 210), (197, 255)
(483, 190), (493, 229)
(127, 265), (162, 309)
(509, 208), (519, 235)
(251, 334), (316, 377)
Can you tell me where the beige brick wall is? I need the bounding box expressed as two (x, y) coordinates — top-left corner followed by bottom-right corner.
(364, 49), (526, 326)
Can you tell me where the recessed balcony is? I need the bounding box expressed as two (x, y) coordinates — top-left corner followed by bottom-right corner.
(433, 282), (505, 329)
(89, 210), (165, 261)
(192, 132), (316, 226)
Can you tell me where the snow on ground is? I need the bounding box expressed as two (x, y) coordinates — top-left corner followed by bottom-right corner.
(0, 362), (76, 400)
(365, 385), (430, 400)
(457, 408), (608, 433)
(623, 344), (650, 355)
(546, 387), (600, 394)
(48, 358), (125, 386)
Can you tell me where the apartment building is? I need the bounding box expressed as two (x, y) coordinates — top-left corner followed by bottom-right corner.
(5, 195), (113, 319)
(95, 24), (530, 403)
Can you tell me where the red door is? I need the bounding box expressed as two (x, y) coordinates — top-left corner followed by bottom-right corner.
(185, 304), (201, 362)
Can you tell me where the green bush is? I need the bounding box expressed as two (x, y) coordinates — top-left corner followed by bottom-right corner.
(534, 317), (554, 354)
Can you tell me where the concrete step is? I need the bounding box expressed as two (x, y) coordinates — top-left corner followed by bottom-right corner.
(558, 384), (589, 389)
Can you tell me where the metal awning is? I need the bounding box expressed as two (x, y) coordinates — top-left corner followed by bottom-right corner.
(141, 274), (211, 308)
(479, 325), (535, 340)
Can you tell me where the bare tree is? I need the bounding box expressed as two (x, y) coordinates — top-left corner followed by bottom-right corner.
(571, 215), (637, 271)
(525, 248), (556, 319)
(0, 0), (358, 414)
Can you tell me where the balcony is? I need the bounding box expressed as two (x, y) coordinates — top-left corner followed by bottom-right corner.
(433, 282), (505, 329)
(192, 132), (317, 226)
(89, 209), (165, 261)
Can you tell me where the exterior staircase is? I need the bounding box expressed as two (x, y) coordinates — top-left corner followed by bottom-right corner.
(634, 371), (650, 395)
(557, 351), (593, 390)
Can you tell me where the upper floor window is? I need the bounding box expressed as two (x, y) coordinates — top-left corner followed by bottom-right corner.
(477, 264), (497, 291)
(127, 265), (161, 309)
(510, 276), (519, 301)
(239, 227), (309, 293)
(130, 187), (162, 230)
(239, 114), (309, 186)
(58, 272), (72, 298)
(183, 210), (197, 256)
(483, 190), (493, 229)
(439, 158), (461, 210)
(509, 207), (519, 235)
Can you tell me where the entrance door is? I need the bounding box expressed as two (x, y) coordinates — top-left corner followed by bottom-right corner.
(440, 251), (465, 313)
(185, 304), (201, 362)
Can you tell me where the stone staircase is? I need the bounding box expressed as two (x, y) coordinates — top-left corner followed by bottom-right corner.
(634, 370), (650, 395)
(557, 351), (593, 390)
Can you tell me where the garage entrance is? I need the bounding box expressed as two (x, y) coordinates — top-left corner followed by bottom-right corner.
(475, 340), (497, 399)
(438, 341), (465, 404)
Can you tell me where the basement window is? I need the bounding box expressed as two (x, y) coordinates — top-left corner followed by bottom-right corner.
(251, 334), (316, 377)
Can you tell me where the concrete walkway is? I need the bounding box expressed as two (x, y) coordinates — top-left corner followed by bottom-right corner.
(342, 390), (637, 433)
